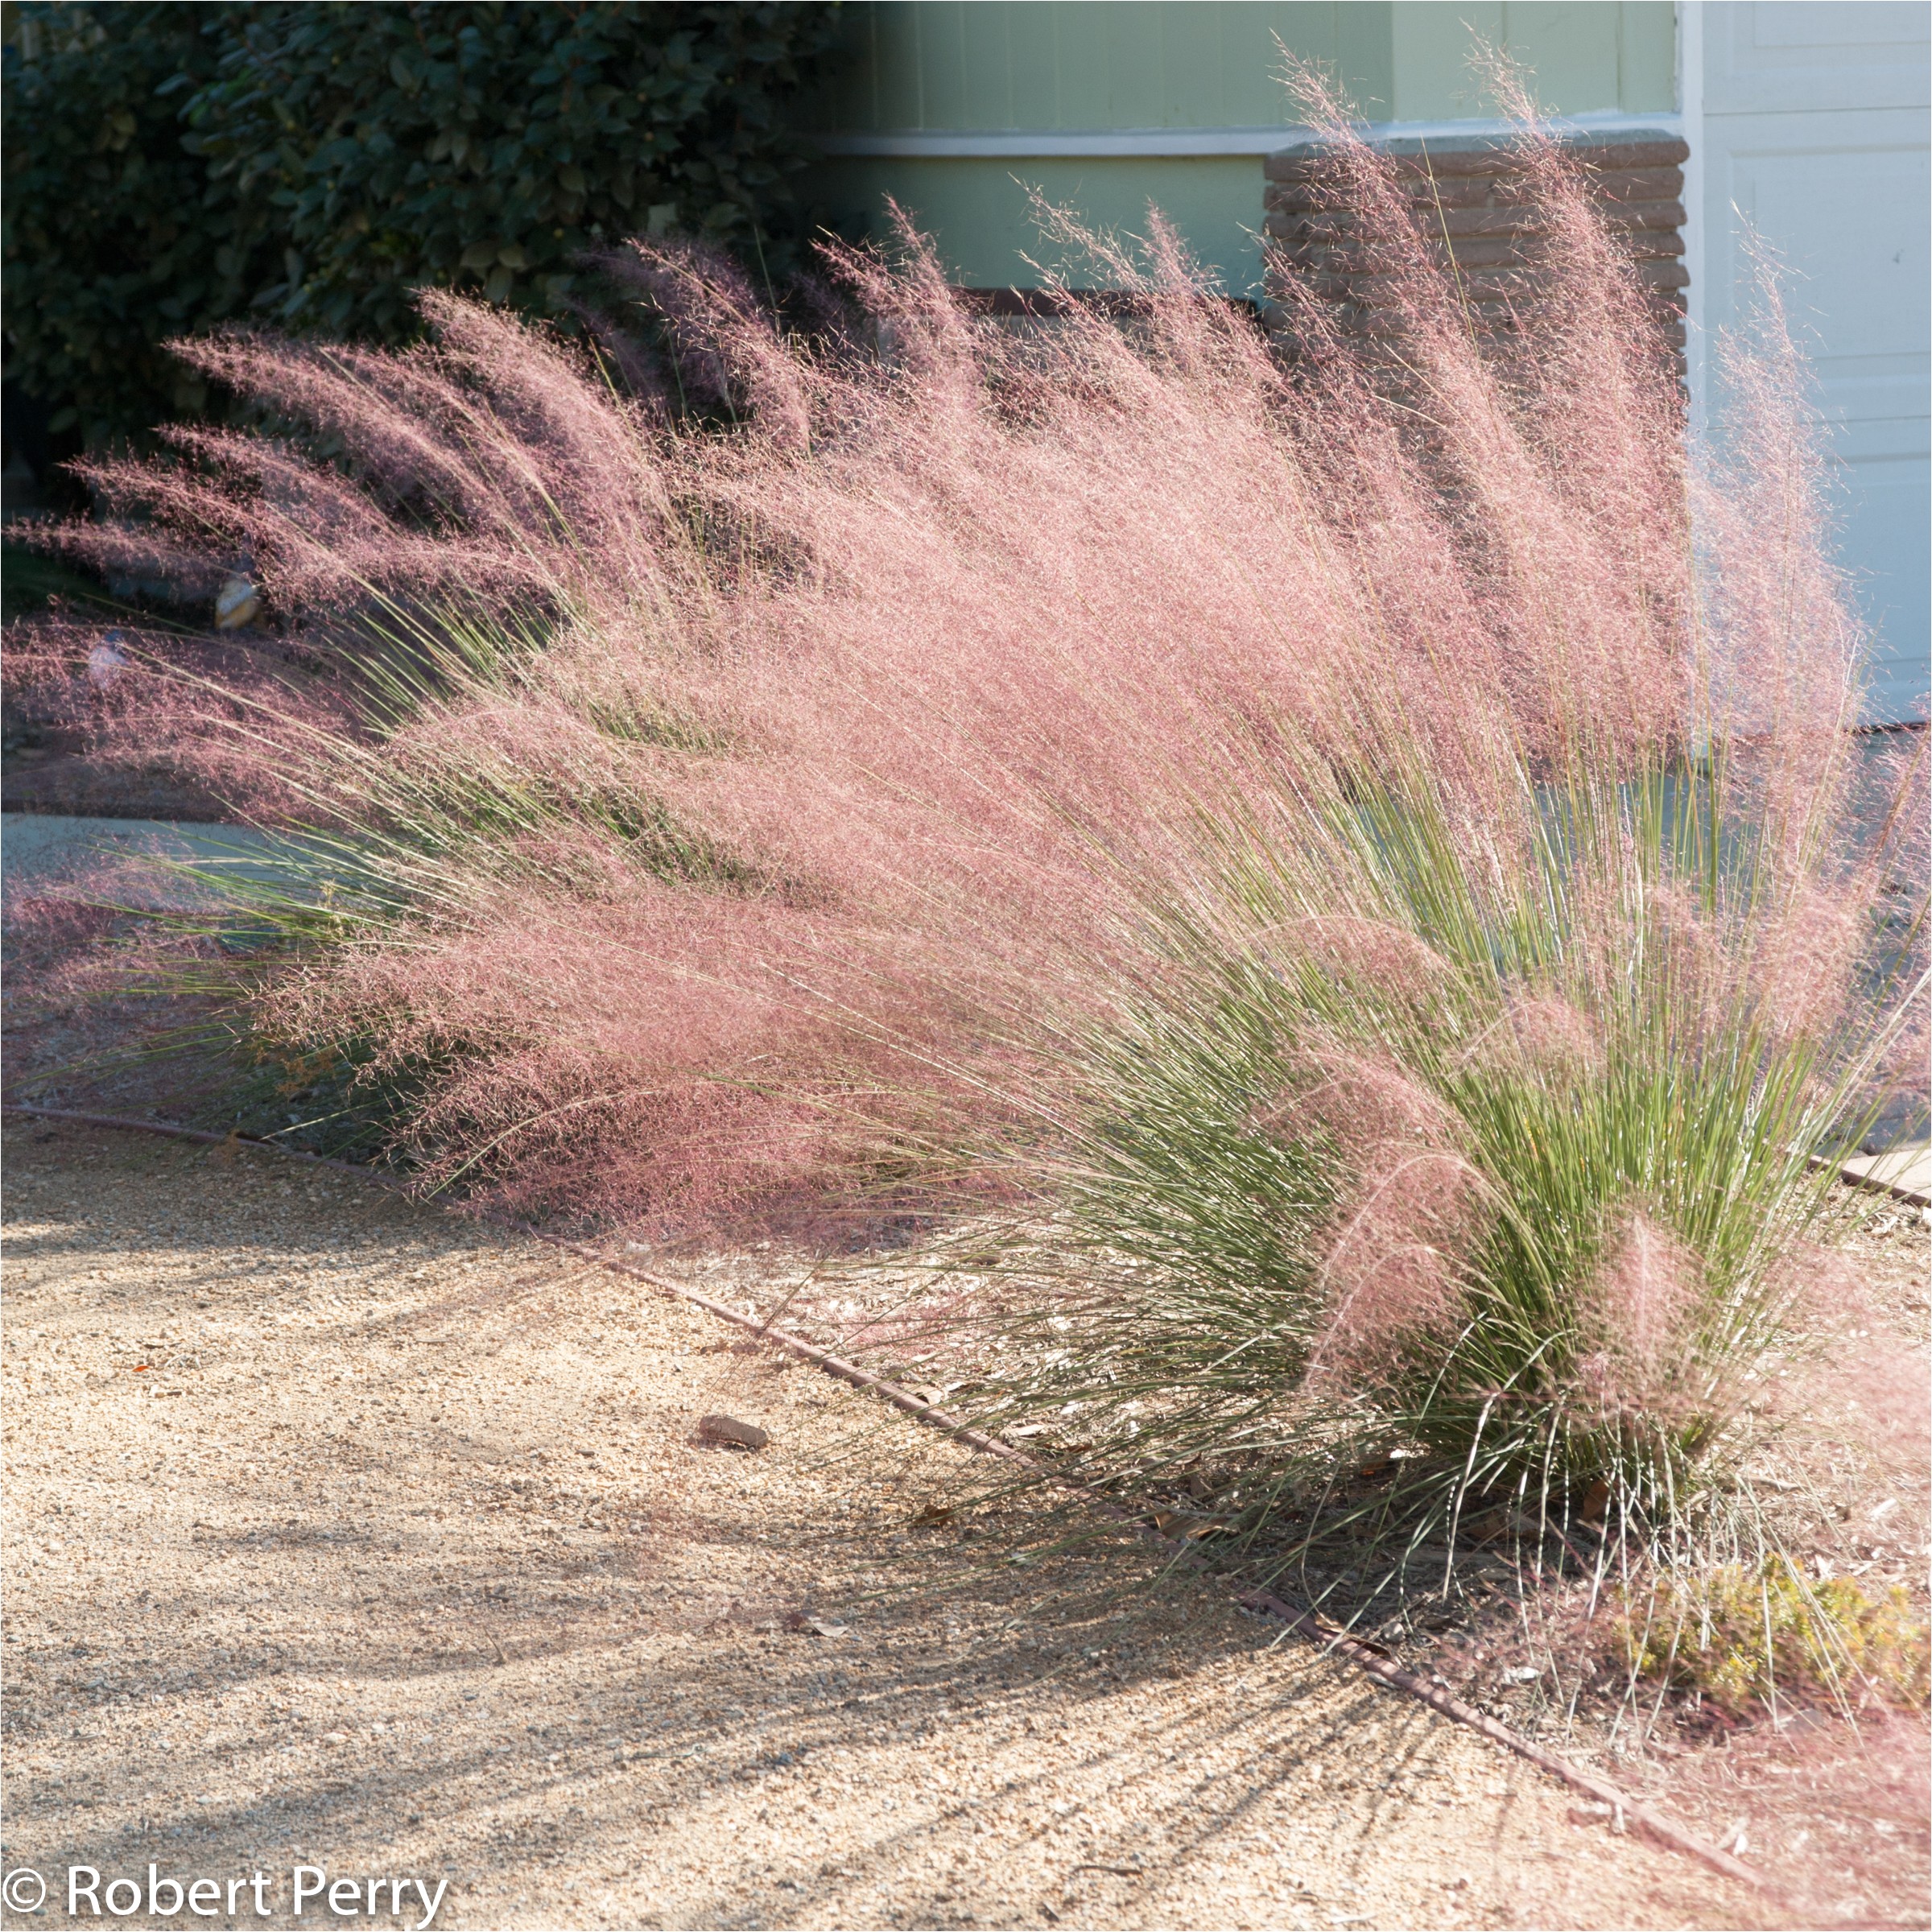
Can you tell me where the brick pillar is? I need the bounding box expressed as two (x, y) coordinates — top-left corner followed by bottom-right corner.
(1262, 127), (1689, 360)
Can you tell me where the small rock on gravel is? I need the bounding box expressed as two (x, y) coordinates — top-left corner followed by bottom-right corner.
(697, 1410), (771, 1449)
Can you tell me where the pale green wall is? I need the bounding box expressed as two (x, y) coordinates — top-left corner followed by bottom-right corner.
(1386, 3), (1676, 122)
(815, 155), (1277, 290)
(805, 2), (1676, 132)
(806, 2), (1398, 130)
(799, 2), (1679, 295)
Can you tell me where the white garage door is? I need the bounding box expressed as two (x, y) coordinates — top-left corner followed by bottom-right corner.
(1691, 1), (1930, 723)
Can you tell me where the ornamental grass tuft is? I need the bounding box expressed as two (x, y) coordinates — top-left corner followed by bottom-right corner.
(11, 85), (1925, 1588)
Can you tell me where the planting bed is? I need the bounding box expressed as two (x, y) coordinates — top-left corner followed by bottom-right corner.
(4, 1121), (1926, 1927)
(0, 1118), (1780, 1931)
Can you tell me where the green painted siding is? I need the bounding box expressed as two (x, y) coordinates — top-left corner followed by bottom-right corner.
(799, 2), (1679, 296)
(807, 3), (1393, 130)
(813, 154), (1274, 289)
(803, 2), (1676, 133)
(1388, 4), (1676, 122)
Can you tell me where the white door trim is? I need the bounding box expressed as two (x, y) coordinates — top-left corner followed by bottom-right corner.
(813, 109), (1686, 161)
(1679, 1), (1711, 436)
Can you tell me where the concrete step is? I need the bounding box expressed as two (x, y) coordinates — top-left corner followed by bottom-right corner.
(1837, 1144), (1932, 1209)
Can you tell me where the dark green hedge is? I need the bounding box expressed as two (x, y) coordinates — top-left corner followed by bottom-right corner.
(2, 4), (256, 446)
(3, 1), (842, 448)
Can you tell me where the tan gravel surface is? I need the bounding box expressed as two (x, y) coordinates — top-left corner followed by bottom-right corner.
(2, 1122), (1766, 1929)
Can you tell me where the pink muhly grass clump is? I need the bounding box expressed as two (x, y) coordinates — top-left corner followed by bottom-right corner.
(1306, 1145), (1482, 1385)
(1571, 1213), (1709, 1431)
(10, 86), (1924, 1536)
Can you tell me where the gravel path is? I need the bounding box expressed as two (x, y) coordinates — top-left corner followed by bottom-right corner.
(2, 1122), (1759, 1929)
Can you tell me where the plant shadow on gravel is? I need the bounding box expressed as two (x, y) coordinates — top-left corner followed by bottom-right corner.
(9, 1123), (1588, 1931)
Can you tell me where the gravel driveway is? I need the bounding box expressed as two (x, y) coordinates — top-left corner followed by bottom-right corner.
(1, 1122), (1762, 1929)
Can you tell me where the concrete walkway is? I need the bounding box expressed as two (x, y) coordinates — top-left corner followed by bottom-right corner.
(2, 813), (309, 912)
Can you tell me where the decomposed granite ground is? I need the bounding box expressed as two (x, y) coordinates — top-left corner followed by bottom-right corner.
(0, 1121), (1806, 1930)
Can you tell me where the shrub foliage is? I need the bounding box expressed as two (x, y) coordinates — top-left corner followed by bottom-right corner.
(1624, 1559), (1931, 1713)
(2, 1), (840, 444)
(2, 3), (256, 444)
